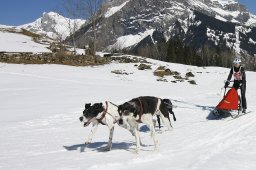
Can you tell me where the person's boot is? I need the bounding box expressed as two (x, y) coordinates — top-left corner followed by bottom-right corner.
(242, 108), (246, 114)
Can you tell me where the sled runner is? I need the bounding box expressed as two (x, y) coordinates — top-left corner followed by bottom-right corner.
(212, 85), (242, 118)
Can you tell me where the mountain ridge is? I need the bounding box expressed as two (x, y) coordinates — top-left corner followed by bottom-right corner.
(0, 12), (86, 40)
(70, 0), (256, 69)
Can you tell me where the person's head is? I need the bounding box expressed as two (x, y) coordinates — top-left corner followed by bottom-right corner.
(233, 58), (241, 68)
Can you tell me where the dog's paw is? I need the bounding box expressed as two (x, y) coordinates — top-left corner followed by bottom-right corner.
(154, 142), (160, 152)
(102, 147), (111, 152)
(140, 143), (148, 147)
(166, 128), (173, 132)
(85, 141), (91, 145)
(134, 149), (140, 154)
(154, 148), (160, 152)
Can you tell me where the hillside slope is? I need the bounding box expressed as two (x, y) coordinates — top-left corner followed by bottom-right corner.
(0, 30), (51, 53)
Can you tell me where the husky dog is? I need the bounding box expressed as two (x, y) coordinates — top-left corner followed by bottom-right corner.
(118, 96), (176, 152)
(79, 102), (139, 151)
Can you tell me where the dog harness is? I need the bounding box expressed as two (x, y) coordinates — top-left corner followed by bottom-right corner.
(97, 101), (120, 125)
(136, 98), (143, 123)
(97, 101), (108, 125)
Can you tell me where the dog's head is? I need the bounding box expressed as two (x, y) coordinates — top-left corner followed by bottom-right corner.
(79, 103), (105, 127)
(162, 99), (174, 112)
(118, 102), (137, 116)
(162, 99), (176, 121)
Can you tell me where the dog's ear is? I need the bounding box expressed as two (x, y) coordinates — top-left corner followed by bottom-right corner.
(94, 103), (102, 109)
(92, 103), (103, 109)
(85, 103), (91, 109)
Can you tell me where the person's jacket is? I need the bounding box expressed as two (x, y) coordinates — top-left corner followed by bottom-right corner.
(227, 66), (246, 84)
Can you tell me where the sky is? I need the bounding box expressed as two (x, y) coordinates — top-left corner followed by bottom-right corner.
(239, 0), (256, 14)
(0, 0), (62, 26)
(0, 0), (255, 26)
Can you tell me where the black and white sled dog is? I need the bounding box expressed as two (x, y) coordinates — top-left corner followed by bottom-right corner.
(79, 102), (135, 151)
(118, 96), (176, 152)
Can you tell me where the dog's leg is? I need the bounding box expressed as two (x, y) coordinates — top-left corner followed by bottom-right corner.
(126, 117), (141, 153)
(85, 122), (98, 145)
(135, 123), (144, 146)
(157, 115), (161, 129)
(106, 126), (114, 151)
(128, 130), (143, 148)
(142, 114), (159, 151)
(159, 112), (172, 131)
(133, 128), (141, 153)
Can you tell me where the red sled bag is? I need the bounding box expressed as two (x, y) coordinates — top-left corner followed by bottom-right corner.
(216, 87), (239, 110)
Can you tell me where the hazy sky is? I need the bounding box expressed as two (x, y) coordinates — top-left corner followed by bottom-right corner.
(0, 0), (255, 26)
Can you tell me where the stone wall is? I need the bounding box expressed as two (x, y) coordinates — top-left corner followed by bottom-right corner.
(0, 52), (110, 66)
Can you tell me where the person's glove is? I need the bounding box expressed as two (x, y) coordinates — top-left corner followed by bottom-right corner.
(224, 81), (230, 88)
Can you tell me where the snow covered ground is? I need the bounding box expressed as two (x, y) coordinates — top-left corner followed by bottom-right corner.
(0, 58), (256, 170)
(0, 31), (51, 53)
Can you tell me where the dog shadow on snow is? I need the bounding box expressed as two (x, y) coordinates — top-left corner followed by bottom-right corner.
(63, 141), (134, 153)
(63, 126), (153, 153)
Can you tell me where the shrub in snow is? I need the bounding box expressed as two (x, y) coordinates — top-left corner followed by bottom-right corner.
(157, 78), (168, 82)
(137, 63), (152, 70)
(111, 70), (132, 75)
(186, 72), (195, 78)
(188, 80), (197, 85)
(173, 75), (185, 80)
(154, 66), (180, 77)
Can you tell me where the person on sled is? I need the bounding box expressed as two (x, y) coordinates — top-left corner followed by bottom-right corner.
(225, 58), (247, 113)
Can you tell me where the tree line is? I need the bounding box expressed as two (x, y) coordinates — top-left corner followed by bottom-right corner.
(133, 38), (256, 71)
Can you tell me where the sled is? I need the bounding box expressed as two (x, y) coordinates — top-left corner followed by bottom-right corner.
(212, 86), (242, 118)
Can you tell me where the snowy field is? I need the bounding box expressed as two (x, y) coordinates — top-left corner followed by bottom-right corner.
(0, 58), (256, 170)
(0, 31), (50, 53)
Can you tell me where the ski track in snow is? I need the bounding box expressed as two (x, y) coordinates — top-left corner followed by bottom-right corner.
(0, 60), (256, 170)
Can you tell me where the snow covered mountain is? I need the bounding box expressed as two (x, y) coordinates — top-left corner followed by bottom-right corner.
(104, 0), (256, 26)
(1, 56), (256, 169)
(0, 12), (86, 53)
(73, 0), (256, 60)
(19, 12), (85, 40)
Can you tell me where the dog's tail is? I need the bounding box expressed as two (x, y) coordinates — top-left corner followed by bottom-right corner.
(163, 99), (176, 121)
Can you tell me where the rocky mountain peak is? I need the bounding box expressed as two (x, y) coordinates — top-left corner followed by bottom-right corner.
(19, 12), (86, 40)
